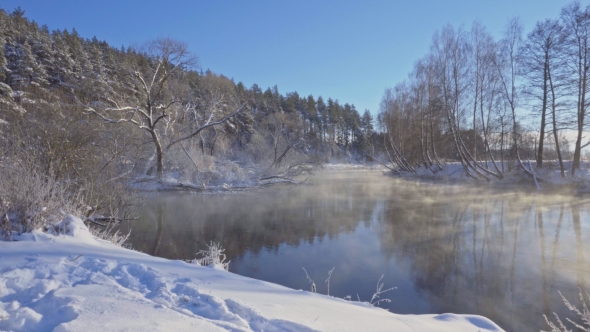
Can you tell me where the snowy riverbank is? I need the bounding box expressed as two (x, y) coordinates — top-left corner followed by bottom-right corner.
(0, 216), (504, 331)
(129, 161), (590, 194)
(395, 161), (590, 192)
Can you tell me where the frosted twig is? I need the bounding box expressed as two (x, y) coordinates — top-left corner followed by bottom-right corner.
(543, 289), (590, 331)
(369, 275), (396, 307)
(302, 267), (316, 293)
(325, 267), (335, 296)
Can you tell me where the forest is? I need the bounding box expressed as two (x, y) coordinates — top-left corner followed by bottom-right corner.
(378, 2), (590, 181)
(2, 3), (590, 331)
(2, 2), (590, 232)
(0, 7), (377, 231)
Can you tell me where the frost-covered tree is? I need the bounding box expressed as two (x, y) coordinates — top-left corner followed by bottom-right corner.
(83, 38), (241, 181)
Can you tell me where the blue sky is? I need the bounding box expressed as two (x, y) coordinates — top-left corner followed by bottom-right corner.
(3, 0), (584, 116)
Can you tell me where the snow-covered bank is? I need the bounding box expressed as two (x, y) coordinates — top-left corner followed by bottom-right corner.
(129, 171), (309, 193)
(322, 163), (382, 171)
(0, 216), (503, 331)
(402, 161), (590, 192)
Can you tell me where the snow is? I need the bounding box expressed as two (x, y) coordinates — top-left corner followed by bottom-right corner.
(0, 216), (504, 331)
(409, 160), (590, 191)
(322, 163), (382, 171)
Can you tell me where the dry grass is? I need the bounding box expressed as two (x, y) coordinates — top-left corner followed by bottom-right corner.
(544, 289), (590, 332)
(0, 166), (84, 238)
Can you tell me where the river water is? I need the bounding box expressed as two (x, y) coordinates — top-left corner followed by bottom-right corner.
(126, 170), (590, 331)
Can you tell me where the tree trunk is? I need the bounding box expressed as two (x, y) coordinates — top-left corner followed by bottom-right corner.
(548, 66), (565, 177)
(151, 130), (164, 181)
(537, 60), (549, 168)
(572, 43), (588, 175)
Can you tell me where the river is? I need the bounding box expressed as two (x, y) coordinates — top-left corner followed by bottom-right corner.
(125, 170), (590, 331)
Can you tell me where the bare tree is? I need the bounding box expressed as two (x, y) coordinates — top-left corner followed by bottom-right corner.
(422, 55), (445, 169)
(470, 21), (504, 178)
(380, 86), (416, 173)
(521, 19), (567, 175)
(495, 18), (533, 176)
(561, 2), (590, 175)
(82, 38), (241, 181)
(520, 20), (563, 171)
(431, 24), (498, 180)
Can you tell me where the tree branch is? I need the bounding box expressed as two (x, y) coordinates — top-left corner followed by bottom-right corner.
(166, 106), (242, 149)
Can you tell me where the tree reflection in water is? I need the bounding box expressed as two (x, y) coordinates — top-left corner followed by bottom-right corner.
(126, 171), (590, 331)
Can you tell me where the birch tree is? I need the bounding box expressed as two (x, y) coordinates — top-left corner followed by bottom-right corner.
(470, 21), (504, 178)
(521, 19), (567, 174)
(560, 2), (590, 175)
(495, 18), (532, 176)
(432, 25), (493, 179)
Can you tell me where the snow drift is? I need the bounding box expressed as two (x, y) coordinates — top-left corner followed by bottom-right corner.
(0, 215), (504, 331)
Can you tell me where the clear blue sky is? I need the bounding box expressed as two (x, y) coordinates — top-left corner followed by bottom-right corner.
(3, 0), (585, 116)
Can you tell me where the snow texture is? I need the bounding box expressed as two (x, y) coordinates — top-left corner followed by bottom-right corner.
(0, 215), (504, 331)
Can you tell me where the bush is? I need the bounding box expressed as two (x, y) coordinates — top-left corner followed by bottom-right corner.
(190, 241), (230, 271)
(0, 166), (84, 238)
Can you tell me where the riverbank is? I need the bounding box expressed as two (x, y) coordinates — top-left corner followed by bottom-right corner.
(391, 161), (590, 193)
(0, 215), (504, 331)
(126, 161), (590, 195)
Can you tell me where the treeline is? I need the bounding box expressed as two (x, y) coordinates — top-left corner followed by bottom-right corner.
(0, 7), (378, 232)
(0, 7), (379, 178)
(378, 1), (590, 179)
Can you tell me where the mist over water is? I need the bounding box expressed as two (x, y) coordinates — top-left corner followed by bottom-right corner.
(127, 170), (590, 331)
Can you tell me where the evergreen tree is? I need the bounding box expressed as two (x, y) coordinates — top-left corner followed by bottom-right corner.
(361, 109), (374, 137)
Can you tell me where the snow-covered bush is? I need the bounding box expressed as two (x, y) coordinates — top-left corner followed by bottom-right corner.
(47, 214), (95, 242)
(0, 166), (84, 238)
(46, 214), (131, 247)
(190, 241), (230, 271)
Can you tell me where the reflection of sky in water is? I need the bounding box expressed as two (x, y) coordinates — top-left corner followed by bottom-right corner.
(127, 171), (590, 331)
(232, 205), (432, 315)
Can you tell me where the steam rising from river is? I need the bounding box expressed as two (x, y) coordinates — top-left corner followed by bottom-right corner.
(126, 170), (590, 331)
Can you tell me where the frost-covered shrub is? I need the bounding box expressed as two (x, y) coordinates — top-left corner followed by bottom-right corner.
(0, 166), (84, 238)
(544, 289), (590, 332)
(190, 241), (230, 271)
(48, 214), (90, 237)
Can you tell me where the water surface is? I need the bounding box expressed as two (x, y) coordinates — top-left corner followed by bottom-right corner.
(126, 170), (590, 331)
